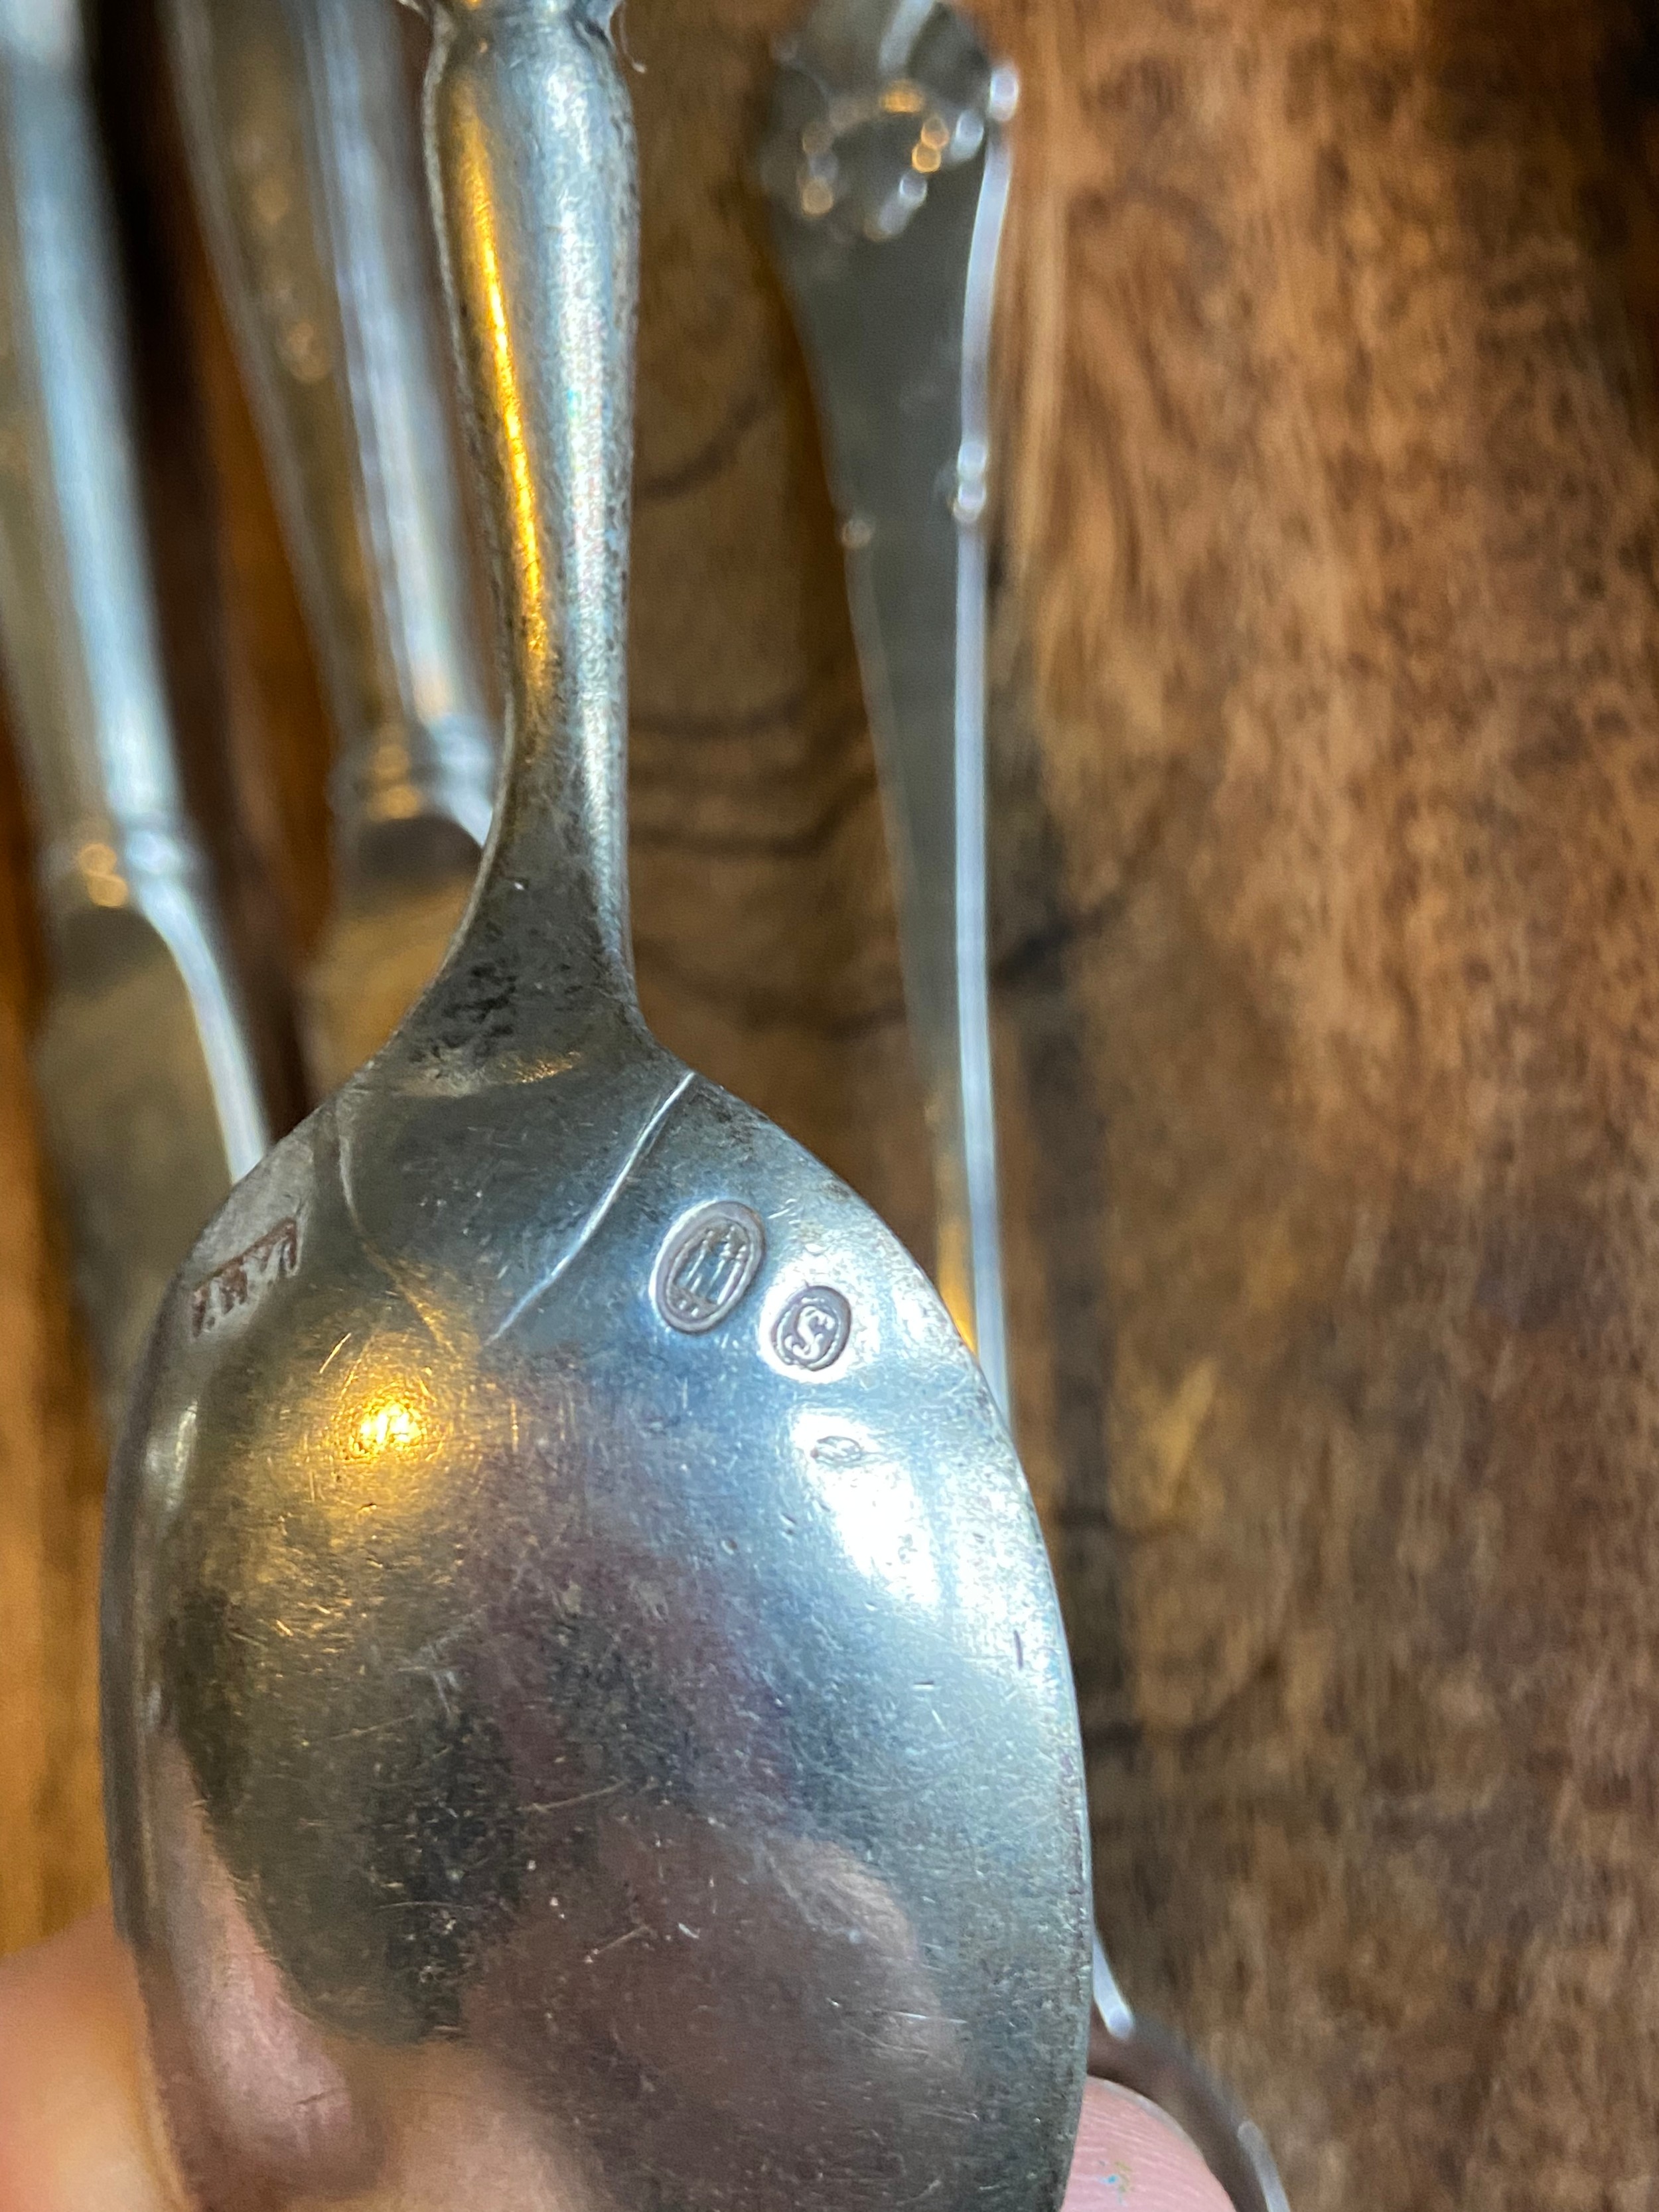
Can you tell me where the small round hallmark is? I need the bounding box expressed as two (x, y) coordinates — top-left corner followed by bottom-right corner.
(653, 1202), (766, 1335)
(774, 1286), (852, 1373)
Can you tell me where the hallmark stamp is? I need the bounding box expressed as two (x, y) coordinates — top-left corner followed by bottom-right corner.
(654, 1202), (765, 1335)
(774, 1286), (851, 1374)
(191, 1216), (300, 1338)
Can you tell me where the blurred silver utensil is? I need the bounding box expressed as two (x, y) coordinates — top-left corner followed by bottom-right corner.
(759, 0), (1013, 1400)
(0, 0), (268, 1425)
(102, 3), (1090, 2205)
(166, 0), (496, 1092)
(762, 10), (1289, 2207)
(1092, 1937), (1290, 2212)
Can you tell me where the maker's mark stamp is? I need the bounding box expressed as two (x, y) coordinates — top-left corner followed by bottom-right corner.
(774, 1286), (852, 1374)
(191, 1216), (300, 1338)
(654, 1202), (765, 1335)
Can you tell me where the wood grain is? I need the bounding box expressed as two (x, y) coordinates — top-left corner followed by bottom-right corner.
(984, 1), (1659, 2200)
(5, 0), (1659, 2203)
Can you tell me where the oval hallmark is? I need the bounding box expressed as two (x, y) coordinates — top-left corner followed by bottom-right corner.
(653, 1201), (766, 1335)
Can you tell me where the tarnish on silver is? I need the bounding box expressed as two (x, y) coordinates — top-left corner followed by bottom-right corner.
(166, 0), (499, 1088)
(760, 0), (1011, 1408)
(102, 5), (1091, 2210)
(764, 9), (1291, 2209)
(0, 0), (268, 1422)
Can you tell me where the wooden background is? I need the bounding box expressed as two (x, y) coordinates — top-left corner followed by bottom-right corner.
(7, 0), (1659, 2203)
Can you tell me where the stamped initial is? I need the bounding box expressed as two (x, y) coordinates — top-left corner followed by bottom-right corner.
(191, 1216), (301, 1338)
(774, 1286), (852, 1373)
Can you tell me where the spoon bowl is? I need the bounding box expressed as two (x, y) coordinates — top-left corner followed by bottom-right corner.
(102, 5), (1090, 2207)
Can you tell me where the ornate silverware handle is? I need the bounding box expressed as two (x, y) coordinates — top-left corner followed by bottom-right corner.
(760, 0), (1015, 1405)
(0, 0), (268, 1415)
(167, 0), (496, 863)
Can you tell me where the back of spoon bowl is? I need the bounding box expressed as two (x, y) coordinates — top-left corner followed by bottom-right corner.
(107, 1047), (1090, 2210)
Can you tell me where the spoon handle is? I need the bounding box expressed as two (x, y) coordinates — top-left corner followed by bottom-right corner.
(413, 0), (636, 1043)
(166, 0), (496, 867)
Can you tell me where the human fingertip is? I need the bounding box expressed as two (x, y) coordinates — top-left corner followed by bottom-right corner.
(0, 1909), (168, 2212)
(1063, 2075), (1234, 2212)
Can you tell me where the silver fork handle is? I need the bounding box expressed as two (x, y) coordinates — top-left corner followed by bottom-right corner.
(165, 0), (495, 865)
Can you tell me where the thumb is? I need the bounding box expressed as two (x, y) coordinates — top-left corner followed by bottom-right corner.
(1064, 2077), (1234, 2212)
(0, 1911), (167, 2212)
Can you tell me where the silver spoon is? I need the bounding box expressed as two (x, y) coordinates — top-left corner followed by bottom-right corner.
(0, 0), (268, 1426)
(102, 4), (1090, 2207)
(166, 0), (497, 1092)
(760, 10), (1289, 2207)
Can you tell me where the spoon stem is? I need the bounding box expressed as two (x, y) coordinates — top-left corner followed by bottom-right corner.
(415, 0), (637, 1049)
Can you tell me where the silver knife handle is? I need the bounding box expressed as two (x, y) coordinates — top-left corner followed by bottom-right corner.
(0, 0), (193, 911)
(0, 0), (270, 1418)
(167, 0), (496, 868)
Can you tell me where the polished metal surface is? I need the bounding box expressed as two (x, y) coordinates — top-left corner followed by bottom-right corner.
(0, 0), (267, 1424)
(102, 4), (1091, 2207)
(760, 0), (1014, 1396)
(764, 12), (1289, 2208)
(167, 0), (497, 1090)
